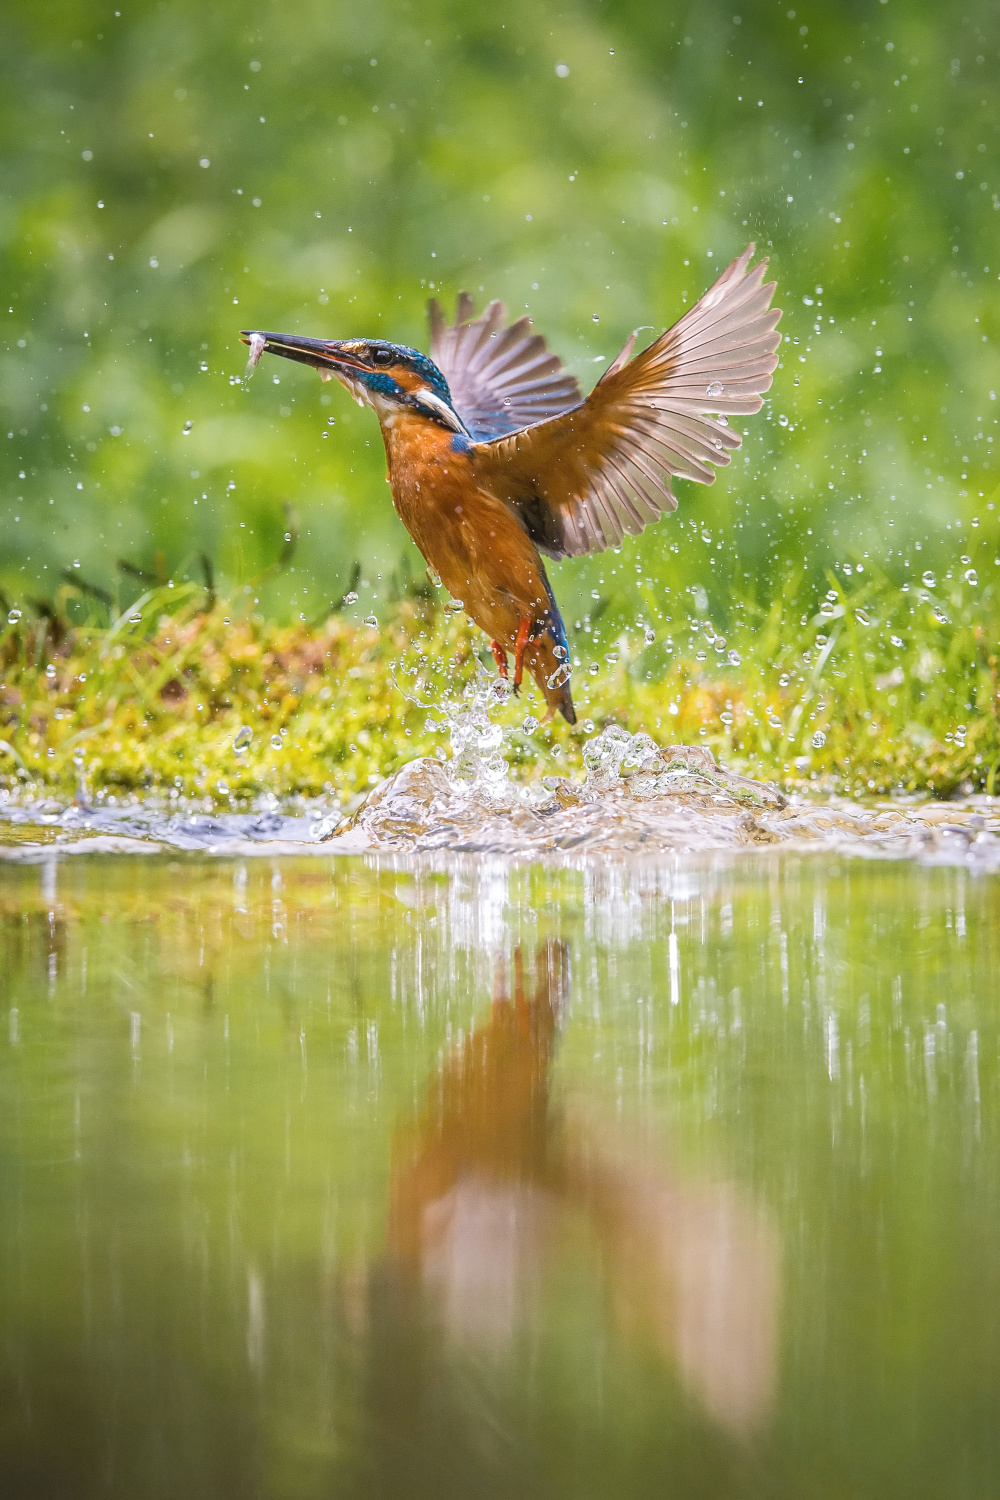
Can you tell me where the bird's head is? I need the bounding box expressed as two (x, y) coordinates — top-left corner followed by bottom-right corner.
(239, 331), (464, 432)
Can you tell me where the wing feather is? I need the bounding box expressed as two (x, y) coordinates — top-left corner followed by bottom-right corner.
(427, 294), (583, 441)
(470, 244), (781, 558)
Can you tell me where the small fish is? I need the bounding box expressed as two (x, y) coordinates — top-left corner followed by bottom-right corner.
(243, 332), (266, 381)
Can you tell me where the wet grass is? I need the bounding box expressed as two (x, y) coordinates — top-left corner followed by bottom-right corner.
(1, 566), (998, 808)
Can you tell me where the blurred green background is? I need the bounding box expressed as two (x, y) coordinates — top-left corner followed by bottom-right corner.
(2, 0), (998, 634)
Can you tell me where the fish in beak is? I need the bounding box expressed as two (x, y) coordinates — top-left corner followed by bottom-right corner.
(239, 330), (368, 390)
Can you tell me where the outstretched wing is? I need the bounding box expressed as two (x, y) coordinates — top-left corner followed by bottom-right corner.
(428, 292), (582, 442)
(469, 246), (781, 559)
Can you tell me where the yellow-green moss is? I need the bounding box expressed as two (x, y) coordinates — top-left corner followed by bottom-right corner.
(1, 573), (998, 805)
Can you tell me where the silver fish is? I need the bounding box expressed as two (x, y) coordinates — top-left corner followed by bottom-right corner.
(243, 332), (266, 382)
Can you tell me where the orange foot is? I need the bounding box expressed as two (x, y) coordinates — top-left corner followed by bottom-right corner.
(513, 615), (532, 695)
(490, 640), (509, 679)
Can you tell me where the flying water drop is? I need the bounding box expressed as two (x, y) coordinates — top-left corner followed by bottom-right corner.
(233, 726), (253, 754)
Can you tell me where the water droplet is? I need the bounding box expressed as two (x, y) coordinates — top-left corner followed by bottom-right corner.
(965, 567), (978, 585)
(522, 716), (538, 734)
(604, 652), (619, 664)
(233, 726), (253, 754)
(581, 718), (595, 734)
(922, 570), (936, 588)
(343, 591), (358, 605)
(854, 607), (871, 625)
(932, 605), (950, 624)
(7, 608), (21, 624)
(812, 730), (827, 748)
(706, 381), (724, 397)
(182, 420), (193, 434)
(364, 614), (378, 628)
(890, 635), (903, 648)
(644, 626), (656, 645)
(270, 734), (282, 750)
(592, 314), (600, 322)
(727, 649), (742, 666)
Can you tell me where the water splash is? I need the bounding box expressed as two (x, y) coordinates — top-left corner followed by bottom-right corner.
(444, 672), (517, 809)
(349, 716), (999, 864)
(1, 689), (999, 868)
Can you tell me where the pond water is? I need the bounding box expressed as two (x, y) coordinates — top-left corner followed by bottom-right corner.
(2, 843), (998, 1499)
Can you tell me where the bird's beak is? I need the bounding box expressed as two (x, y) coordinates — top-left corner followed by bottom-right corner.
(238, 331), (368, 379)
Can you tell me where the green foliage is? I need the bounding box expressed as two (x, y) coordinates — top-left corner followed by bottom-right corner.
(2, 558), (997, 804)
(2, 0), (999, 643)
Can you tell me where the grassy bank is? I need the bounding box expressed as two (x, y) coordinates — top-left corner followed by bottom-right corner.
(1, 567), (998, 807)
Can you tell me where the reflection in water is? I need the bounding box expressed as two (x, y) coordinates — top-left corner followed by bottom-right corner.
(387, 946), (564, 1359)
(2, 855), (998, 1498)
(376, 943), (779, 1444)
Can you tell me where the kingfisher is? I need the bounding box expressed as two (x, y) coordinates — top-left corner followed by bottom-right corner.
(241, 244), (780, 724)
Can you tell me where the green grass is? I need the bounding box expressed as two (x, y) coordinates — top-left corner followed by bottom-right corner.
(1, 565), (998, 808)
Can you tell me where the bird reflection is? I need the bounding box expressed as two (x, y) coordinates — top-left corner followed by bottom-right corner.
(361, 941), (779, 1488)
(386, 945), (565, 1352)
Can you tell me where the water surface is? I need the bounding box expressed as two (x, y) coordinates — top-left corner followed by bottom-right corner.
(2, 850), (998, 1498)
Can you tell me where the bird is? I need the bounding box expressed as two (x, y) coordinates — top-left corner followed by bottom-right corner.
(241, 244), (781, 724)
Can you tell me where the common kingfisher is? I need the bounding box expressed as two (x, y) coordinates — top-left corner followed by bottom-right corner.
(242, 244), (781, 724)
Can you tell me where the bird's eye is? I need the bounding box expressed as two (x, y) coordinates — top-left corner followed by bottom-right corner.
(370, 347), (393, 366)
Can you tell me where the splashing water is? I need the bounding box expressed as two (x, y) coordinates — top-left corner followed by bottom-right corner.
(1, 678), (999, 866)
(345, 698), (1000, 864)
(444, 672), (517, 809)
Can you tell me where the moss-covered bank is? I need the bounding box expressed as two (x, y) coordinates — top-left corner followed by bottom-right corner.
(1, 570), (998, 806)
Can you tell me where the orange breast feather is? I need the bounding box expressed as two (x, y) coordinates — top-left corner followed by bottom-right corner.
(384, 417), (549, 637)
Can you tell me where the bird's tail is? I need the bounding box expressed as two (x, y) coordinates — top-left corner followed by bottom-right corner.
(525, 636), (576, 725)
(529, 571), (576, 724)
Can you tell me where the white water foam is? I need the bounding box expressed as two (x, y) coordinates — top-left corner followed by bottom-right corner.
(1, 676), (998, 868)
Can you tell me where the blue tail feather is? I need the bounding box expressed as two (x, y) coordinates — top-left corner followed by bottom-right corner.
(539, 567), (569, 659)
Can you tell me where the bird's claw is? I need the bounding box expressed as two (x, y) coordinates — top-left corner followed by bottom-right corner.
(490, 640), (509, 680)
(513, 615), (532, 691)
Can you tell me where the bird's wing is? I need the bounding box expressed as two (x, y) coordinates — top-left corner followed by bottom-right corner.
(428, 292), (583, 442)
(469, 246), (781, 559)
